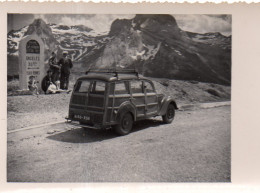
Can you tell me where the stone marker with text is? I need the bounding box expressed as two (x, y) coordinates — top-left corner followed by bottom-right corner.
(19, 35), (45, 91)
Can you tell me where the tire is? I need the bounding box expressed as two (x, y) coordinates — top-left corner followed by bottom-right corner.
(162, 103), (175, 124)
(114, 112), (133, 135)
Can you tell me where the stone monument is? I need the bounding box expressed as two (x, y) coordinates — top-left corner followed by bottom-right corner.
(19, 35), (45, 91)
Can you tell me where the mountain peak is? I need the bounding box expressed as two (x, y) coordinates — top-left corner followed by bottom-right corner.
(109, 19), (132, 36)
(109, 14), (181, 38)
(133, 14), (178, 27)
(32, 18), (47, 27)
(132, 14), (182, 40)
(24, 18), (52, 37)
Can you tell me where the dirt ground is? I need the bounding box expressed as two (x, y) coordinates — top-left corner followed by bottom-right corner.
(7, 79), (231, 131)
(7, 106), (231, 182)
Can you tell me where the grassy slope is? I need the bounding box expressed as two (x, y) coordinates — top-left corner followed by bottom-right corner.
(7, 79), (230, 131)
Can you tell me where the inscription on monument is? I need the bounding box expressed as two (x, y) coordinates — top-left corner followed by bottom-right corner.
(25, 40), (41, 86)
(26, 55), (40, 70)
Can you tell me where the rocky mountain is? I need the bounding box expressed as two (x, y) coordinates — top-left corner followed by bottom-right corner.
(7, 15), (231, 85)
(90, 14), (231, 85)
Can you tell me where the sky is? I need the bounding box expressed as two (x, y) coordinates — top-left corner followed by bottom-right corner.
(8, 14), (231, 36)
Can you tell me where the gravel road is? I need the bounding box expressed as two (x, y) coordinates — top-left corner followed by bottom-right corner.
(7, 106), (231, 182)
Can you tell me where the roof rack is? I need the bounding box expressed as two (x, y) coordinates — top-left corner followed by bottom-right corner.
(85, 68), (139, 79)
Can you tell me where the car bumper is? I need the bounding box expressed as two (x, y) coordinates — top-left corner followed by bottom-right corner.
(65, 117), (109, 130)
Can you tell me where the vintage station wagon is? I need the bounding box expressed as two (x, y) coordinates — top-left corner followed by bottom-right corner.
(66, 70), (178, 135)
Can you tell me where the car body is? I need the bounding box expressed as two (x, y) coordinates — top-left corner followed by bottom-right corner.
(66, 70), (178, 135)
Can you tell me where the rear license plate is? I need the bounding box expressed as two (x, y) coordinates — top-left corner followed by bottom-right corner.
(74, 114), (90, 121)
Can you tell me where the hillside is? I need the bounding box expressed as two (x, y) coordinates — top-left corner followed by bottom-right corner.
(7, 14), (231, 85)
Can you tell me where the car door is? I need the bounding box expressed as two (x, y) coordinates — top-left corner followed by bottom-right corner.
(143, 80), (159, 117)
(130, 80), (145, 118)
(70, 79), (91, 122)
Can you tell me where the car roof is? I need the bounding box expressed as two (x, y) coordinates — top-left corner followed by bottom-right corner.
(77, 72), (151, 82)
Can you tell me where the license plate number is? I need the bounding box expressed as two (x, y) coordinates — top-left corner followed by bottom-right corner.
(74, 114), (90, 121)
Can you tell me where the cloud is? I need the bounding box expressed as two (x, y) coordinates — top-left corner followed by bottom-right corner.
(8, 14), (35, 31)
(33, 14), (135, 33)
(87, 14), (135, 33)
(174, 14), (232, 36)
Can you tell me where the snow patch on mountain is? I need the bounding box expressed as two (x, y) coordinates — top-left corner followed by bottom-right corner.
(173, 49), (182, 56)
(142, 43), (161, 60)
(51, 25), (103, 37)
(7, 26), (28, 56)
(187, 32), (231, 49)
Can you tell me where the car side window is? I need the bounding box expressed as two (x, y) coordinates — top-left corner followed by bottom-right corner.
(115, 82), (129, 94)
(131, 80), (143, 94)
(144, 81), (155, 93)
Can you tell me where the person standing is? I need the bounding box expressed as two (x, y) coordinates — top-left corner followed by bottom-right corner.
(58, 51), (73, 90)
(48, 52), (61, 84)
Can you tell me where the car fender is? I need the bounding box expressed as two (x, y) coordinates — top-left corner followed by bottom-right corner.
(115, 101), (136, 122)
(158, 96), (178, 116)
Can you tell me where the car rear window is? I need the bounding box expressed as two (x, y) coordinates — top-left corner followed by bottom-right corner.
(75, 80), (91, 93)
(90, 81), (106, 95)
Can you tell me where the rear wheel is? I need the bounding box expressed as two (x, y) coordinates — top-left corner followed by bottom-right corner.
(114, 112), (133, 135)
(162, 103), (175, 124)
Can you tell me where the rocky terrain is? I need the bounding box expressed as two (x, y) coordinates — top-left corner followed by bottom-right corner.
(7, 14), (231, 85)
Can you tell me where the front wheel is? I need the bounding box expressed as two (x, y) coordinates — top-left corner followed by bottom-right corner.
(162, 103), (175, 124)
(114, 112), (133, 135)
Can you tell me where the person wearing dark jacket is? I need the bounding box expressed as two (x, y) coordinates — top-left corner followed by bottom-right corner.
(49, 52), (60, 83)
(58, 51), (73, 90)
(41, 69), (71, 94)
(41, 69), (54, 94)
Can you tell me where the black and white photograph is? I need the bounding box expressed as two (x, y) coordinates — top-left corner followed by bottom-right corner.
(7, 13), (231, 182)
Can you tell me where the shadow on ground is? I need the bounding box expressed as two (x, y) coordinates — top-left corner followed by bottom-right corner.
(46, 119), (163, 143)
